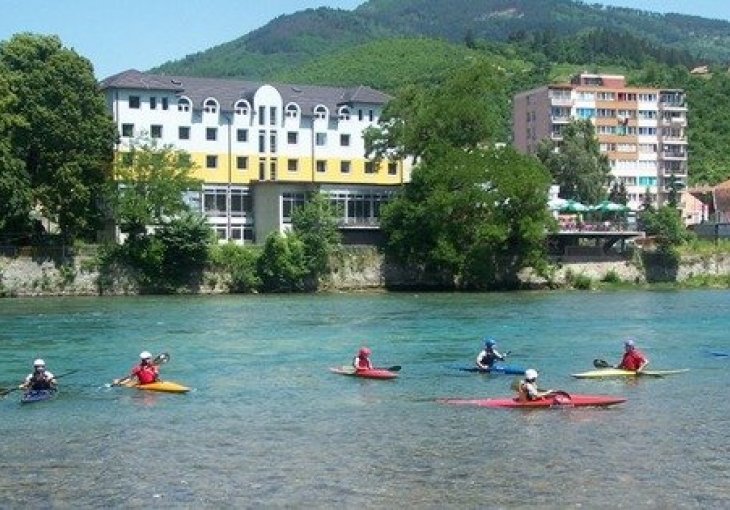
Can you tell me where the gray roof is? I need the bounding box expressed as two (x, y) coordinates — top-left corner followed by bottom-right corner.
(100, 69), (390, 114)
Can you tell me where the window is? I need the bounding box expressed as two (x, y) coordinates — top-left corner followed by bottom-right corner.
(340, 161), (351, 174)
(206, 155), (218, 169)
(282, 192), (306, 223)
(388, 162), (397, 175)
(287, 159), (298, 172)
(204, 99), (218, 113)
(314, 106), (327, 120)
(340, 134), (351, 147)
(287, 131), (298, 144)
(150, 97), (157, 110)
(235, 101), (249, 115)
(237, 156), (248, 170)
(161, 97), (168, 110)
(358, 109), (363, 121)
(121, 123), (134, 137)
(270, 133), (277, 153)
(364, 161), (375, 174)
(259, 158), (266, 180)
(178, 98), (191, 112)
(338, 107), (350, 120)
(258, 131), (266, 153)
(270, 160), (277, 181)
(315, 133), (327, 146)
(237, 129), (248, 142)
(369, 110), (374, 122)
(285, 104), (299, 118)
(269, 107), (277, 125)
(316, 160), (327, 173)
(206, 127), (217, 141)
(230, 188), (252, 216)
(178, 126), (190, 140)
(203, 187), (227, 216)
(129, 96), (140, 109)
(150, 125), (162, 138)
(258, 106), (266, 125)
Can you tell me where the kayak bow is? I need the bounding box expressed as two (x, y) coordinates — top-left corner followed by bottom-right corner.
(330, 366), (398, 380)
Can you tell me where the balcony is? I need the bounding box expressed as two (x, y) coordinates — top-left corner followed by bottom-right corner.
(661, 151), (687, 160)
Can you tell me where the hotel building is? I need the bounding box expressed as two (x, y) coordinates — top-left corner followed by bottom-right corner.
(100, 70), (409, 244)
(513, 73), (687, 210)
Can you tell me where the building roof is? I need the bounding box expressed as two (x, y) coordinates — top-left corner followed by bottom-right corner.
(99, 69), (391, 114)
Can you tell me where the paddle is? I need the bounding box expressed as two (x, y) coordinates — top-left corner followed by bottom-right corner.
(110, 352), (170, 387)
(386, 365), (402, 372)
(0, 369), (80, 397)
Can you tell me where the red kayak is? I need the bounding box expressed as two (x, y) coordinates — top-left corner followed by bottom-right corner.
(439, 393), (626, 409)
(330, 366), (398, 380)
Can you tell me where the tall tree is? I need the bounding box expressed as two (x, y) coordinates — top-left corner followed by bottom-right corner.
(608, 181), (628, 205)
(0, 33), (117, 241)
(536, 119), (611, 204)
(108, 137), (201, 239)
(291, 191), (341, 280)
(381, 145), (553, 289)
(0, 69), (31, 235)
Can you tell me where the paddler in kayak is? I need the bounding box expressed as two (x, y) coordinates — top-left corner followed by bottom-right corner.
(516, 369), (555, 401)
(475, 337), (507, 370)
(617, 338), (649, 372)
(115, 351), (160, 385)
(352, 347), (373, 370)
(20, 359), (57, 391)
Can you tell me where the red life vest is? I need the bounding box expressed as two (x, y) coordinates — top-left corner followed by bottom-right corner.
(132, 364), (158, 384)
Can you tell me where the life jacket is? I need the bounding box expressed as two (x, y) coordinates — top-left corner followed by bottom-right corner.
(352, 355), (372, 370)
(518, 380), (537, 401)
(28, 371), (53, 390)
(133, 363), (158, 384)
(480, 349), (499, 367)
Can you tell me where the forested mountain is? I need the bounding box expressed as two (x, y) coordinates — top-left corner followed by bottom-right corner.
(149, 0), (730, 186)
(153, 0), (730, 78)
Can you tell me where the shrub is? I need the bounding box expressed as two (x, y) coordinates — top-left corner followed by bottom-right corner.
(209, 243), (261, 293)
(257, 232), (309, 292)
(601, 269), (622, 283)
(572, 272), (593, 290)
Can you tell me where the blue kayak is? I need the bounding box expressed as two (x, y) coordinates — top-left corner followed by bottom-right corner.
(21, 389), (57, 404)
(457, 365), (526, 376)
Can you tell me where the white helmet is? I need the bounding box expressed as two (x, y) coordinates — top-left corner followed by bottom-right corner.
(525, 369), (538, 380)
(33, 358), (46, 367)
(139, 351), (152, 360)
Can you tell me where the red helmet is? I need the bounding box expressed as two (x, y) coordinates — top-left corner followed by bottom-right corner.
(359, 347), (372, 356)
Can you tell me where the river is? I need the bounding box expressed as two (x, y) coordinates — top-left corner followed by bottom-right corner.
(0, 290), (728, 508)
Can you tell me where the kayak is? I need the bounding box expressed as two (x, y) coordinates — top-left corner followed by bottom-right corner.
(439, 393), (626, 409)
(121, 380), (191, 393)
(330, 366), (398, 380)
(21, 389), (57, 404)
(457, 364), (526, 375)
(572, 368), (690, 379)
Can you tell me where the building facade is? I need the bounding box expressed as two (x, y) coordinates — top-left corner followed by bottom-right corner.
(513, 73), (687, 210)
(100, 70), (409, 244)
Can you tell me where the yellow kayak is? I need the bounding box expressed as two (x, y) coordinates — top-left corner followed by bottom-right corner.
(572, 368), (689, 379)
(121, 380), (191, 393)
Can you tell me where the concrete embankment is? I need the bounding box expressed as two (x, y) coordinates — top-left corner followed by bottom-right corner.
(1, 247), (729, 297)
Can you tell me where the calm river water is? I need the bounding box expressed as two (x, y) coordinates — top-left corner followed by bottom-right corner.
(0, 290), (728, 508)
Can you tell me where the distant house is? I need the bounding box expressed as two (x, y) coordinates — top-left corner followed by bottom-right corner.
(690, 65), (710, 75)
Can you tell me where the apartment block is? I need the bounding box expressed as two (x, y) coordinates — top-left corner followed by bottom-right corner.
(100, 70), (409, 244)
(513, 73), (687, 210)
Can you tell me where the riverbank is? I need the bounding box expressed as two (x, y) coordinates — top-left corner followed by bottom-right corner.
(1, 246), (729, 297)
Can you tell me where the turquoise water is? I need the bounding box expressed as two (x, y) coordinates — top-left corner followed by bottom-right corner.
(0, 290), (728, 508)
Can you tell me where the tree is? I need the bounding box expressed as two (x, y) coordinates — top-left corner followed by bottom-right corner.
(155, 213), (213, 289)
(381, 146), (553, 289)
(640, 206), (692, 251)
(536, 119), (611, 204)
(364, 60), (509, 162)
(291, 191), (341, 279)
(256, 232), (309, 293)
(0, 69), (31, 235)
(0, 34), (117, 241)
(108, 137), (201, 239)
(607, 181), (628, 205)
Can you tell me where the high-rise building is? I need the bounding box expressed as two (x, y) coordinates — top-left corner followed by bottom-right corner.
(100, 70), (409, 244)
(513, 73), (687, 210)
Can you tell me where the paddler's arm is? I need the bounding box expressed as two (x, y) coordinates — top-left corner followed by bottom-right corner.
(636, 359), (649, 372)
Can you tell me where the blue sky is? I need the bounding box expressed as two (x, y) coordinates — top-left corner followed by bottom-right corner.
(0, 0), (727, 79)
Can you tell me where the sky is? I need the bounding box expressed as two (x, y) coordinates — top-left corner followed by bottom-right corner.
(0, 0), (728, 80)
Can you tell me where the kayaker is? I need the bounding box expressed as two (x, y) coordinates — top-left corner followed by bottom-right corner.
(352, 347), (373, 370)
(116, 351), (160, 385)
(516, 369), (554, 401)
(475, 337), (506, 369)
(20, 359), (57, 391)
(617, 338), (649, 372)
